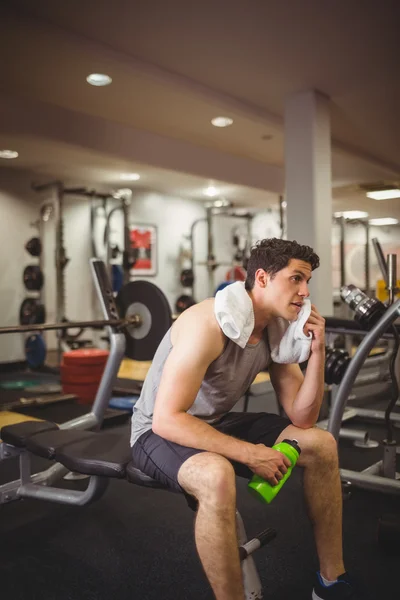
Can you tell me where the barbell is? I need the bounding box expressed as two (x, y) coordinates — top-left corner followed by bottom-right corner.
(2, 280), (173, 362)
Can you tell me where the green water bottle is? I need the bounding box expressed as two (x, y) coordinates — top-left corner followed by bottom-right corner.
(247, 439), (301, 504)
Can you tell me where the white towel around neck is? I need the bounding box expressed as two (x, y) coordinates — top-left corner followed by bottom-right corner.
(214, 281), (312, 363)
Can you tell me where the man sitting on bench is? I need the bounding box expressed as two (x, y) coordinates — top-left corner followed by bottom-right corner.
(131, 238), (360, 600)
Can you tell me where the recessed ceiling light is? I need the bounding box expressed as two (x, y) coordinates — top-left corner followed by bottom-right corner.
(334, 211), (369, 219)
(86, 73), (112, 87)
(211, 116), (233, 128)
(120, 173), (140, 181)
(203, 186), (219, 197)
(0, 149), (18, 159)
(213, 198), (231, 208)
(366, 189), (400, 200)
(369, 217), (399, 226)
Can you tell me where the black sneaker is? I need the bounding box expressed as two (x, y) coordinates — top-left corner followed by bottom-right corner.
(312, 572), (359, 599)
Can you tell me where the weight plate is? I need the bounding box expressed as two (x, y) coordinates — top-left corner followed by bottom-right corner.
(175, 294), (196, 313)
(23, 265), (44, 291)
(117, 280), (172, 361)
(180, 269), (194, 287)
(25, 237), (42, 257)
(63, 349), (109, 366)
(25, 334), (47, 369)
(19, 298), (46, 325)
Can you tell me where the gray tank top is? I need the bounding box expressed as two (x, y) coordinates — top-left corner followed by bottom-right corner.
(130, 327), (271, 446)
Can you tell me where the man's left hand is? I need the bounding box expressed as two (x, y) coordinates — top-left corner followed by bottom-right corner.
(303, 304), (325, 353)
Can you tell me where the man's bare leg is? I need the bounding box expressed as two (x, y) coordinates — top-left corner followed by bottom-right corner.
(178, 452), (245, 600)
(275, 426), (345, 581)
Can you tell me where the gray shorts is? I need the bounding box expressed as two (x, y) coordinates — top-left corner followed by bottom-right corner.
(131, 411), (291, 497)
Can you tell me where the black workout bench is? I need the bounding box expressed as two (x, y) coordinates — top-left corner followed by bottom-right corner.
(0, 419), (167, 491)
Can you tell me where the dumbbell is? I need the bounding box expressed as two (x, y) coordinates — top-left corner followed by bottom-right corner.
(324, 347), (351, 385)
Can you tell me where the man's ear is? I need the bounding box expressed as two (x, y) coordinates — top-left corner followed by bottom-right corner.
(255, 268), (268, 288)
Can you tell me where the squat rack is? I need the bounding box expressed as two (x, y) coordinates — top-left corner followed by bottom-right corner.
(32, 182), (135, 361)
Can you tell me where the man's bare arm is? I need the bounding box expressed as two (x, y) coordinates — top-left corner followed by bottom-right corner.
(269, 357), (324, 428)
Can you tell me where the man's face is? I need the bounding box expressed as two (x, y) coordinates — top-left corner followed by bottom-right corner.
(263, 259), (312, 320)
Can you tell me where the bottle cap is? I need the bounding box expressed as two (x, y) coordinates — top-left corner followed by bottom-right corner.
(281, 438), (301, 455)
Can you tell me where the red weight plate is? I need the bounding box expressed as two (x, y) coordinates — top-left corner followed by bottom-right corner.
(63, 348), (109, 366)
(60, 366), (104, 385)
(60, 362), (105, 376)
(62, 382), (100, 404)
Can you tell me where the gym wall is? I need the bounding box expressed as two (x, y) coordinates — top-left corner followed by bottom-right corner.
(0, 170), (44, 362)
(332, 221), (400, 292)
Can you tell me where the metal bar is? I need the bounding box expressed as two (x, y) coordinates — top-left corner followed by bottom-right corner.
(190, 217), (207, 299)
(325, 326), (396, 340)
(361, 461), (382, 476)
(352, 408), (400, 424)
(0, 315), (141, 335)
(339, 216), (346, 287)
(206, 206), (215, 296)
(317, 419), (369, 444)
(122, 199), (131, 286)
(328, 299), (400, 441)
(279, 195), (285, 239)
(17, 476), (109, 505)
(54, 181), (66, 365)
(0, 319), (122, 335)
(372, 238), (389, 285)
(236, 510), (263, 599)
(339, 468), (400, 495)
(387, 254), (397, 306)
(365, 220), (370, 295)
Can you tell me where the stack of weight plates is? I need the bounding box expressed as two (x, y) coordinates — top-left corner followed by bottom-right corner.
(61, 349), (109, 404)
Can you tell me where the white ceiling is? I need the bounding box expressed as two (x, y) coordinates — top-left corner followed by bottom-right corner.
(0, 0), (399, 217)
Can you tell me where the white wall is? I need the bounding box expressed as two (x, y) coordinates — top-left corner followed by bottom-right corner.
(0, 170), (43, 362)
(332, 221), (400, 291)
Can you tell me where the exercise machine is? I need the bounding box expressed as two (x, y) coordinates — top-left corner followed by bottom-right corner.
(328, 256), (400, 494)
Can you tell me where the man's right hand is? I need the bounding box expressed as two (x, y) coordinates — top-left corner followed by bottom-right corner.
(247, 444), (292, 486)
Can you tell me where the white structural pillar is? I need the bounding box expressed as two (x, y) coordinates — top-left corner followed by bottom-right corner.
(285, 90), (333, 316)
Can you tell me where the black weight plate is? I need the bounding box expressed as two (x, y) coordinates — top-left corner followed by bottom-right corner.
(25, 237), (42, 257)
(175, 294), (196, 314)
(23, 265), (44, 291)
(19, 299), (46, 325)
(324, 351), (338, 385)
(180, 269), (194, 288)
(117, 281), (172, 361)
(20, 298), (39, 325)
(332, 351), (350, 384)
(35, 303), (46, 324)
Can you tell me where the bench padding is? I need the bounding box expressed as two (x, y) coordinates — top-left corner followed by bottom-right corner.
(55, 428), (131, 478)
(26, 429), (96, 459)
(1, 420), (59, 448)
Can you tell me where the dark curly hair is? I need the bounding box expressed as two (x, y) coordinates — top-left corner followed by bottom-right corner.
(245, 238), (320, 291)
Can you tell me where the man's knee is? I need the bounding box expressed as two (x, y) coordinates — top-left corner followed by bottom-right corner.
(288, 427), (338, 467)
(178, 452), (236, 504)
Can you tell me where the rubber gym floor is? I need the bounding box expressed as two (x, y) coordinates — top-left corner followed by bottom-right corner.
(0, 370), (399, 599)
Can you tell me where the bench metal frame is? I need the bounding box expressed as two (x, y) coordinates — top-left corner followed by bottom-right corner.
(0, 259), (126, 505)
